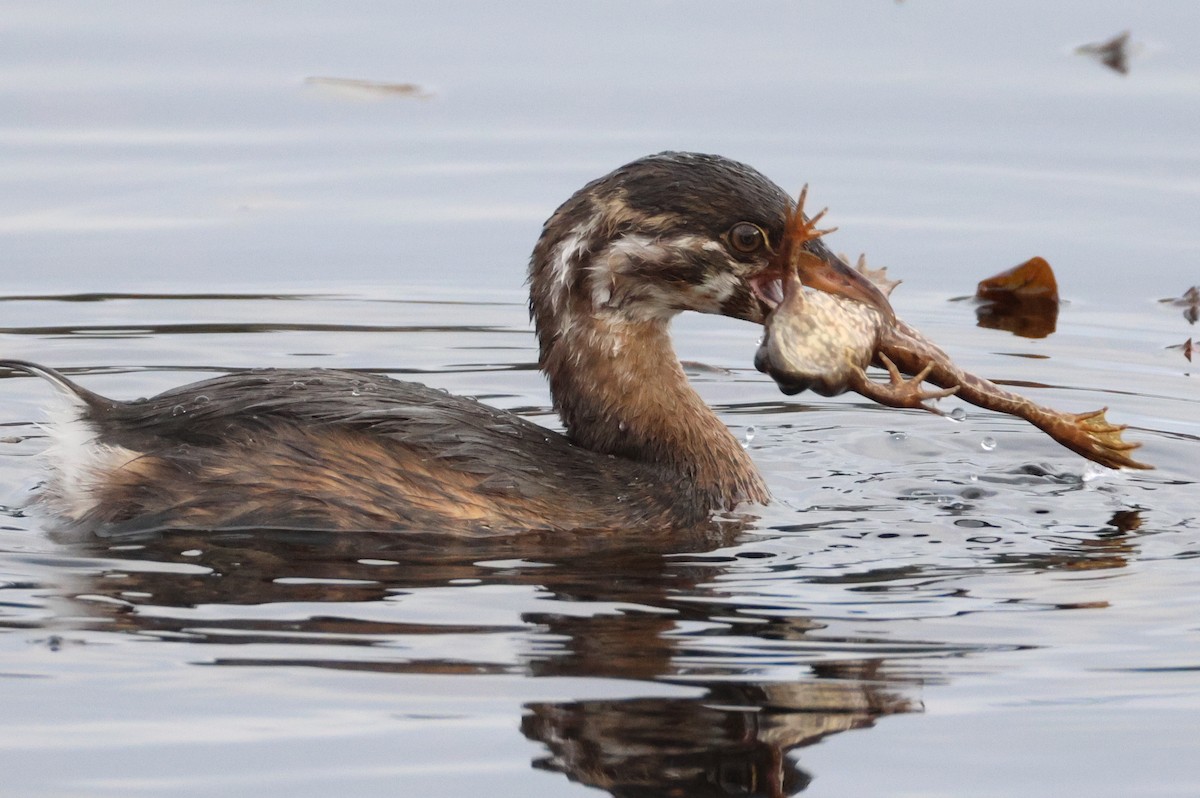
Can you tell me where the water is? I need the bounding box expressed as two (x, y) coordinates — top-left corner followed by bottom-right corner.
(2, 2), (1199, 796)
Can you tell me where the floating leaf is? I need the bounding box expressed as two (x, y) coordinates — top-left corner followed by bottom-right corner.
(1168, 337), (1194, 361)
(1076, 30), (1131, 75)
(974, 257), (1059, 339)
(976, 256), (1059, 302)
(305, 76), (432, 100)
(1160, 286), (1200, 324)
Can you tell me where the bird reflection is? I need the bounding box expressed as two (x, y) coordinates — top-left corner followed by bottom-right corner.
(524, 663), (915, 798)
(47, 526), (929, 797)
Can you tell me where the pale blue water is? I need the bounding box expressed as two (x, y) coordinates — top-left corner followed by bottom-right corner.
(1, 2), (1198, 796)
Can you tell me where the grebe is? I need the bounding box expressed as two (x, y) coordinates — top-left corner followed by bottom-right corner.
(2, 152), (890, 536)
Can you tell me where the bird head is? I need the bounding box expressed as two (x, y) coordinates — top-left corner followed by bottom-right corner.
(528, 151), (891, 353)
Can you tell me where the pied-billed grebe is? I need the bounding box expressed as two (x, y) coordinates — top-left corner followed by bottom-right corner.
(2, 152), (892, 535)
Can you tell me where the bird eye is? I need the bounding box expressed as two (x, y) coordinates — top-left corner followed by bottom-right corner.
(727, 222), (766, 254)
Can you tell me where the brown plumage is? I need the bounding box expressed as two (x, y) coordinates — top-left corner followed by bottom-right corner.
(3, 152), (887, 536)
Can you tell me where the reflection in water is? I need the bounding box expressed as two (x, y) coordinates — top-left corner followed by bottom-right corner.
(974, 295), (1058, 338)
(523, 664), (915, 798)
(39, 527), (928, 797)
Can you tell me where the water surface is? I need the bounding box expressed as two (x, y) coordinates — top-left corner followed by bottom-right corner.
(1, 2), (1198, 796)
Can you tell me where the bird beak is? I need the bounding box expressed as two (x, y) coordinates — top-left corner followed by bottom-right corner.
(788, 243), (896, 324)
(766, 188), (896, 322)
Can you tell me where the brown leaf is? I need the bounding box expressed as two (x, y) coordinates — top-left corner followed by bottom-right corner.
(974, 257), (1059, 338)
(1160, 286), (1200, 324)
(1076, 30), (1131, 75)
(1168, 337), (1194, 361)
(976, 256), (1060, 302)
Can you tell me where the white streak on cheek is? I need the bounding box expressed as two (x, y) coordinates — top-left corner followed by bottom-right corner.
(693, 271), (739, 309)
(588, 235), (662, 310)
(547, 219), (598, 313)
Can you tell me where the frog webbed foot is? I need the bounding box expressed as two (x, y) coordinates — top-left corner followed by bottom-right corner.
(849, 354), (959, 415)
(787, 184), (837, 248)
(1058, 408), (1151, 470)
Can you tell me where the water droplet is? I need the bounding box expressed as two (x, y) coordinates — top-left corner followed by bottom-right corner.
(755, 334), (764, 346)
(968, 473), (979, 483)
(291, 381), (306, 389)
(950, 407), (967, 422)
(350, 389), (360, 396)
(181, 549), (202, 557)
(192, 394), (210, 405)
(171, 405), (186, 417)
(980, 436), (997, 451)
(890, 431), (908, 443)
(744, 425), (756, 444)
(1081, 462), (1107, 483)
(617, 421), (627, 432)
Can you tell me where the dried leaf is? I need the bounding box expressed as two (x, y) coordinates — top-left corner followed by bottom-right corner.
(1076, 30), (1131, 75)
(974, 257), (1059, 338)
(1168, 337), (1194, 361)
(842, 253), (901, 297)
(976, 256), (1059, 302)
(1160, 286), (1200, 325)
(305, 77), (432, 100)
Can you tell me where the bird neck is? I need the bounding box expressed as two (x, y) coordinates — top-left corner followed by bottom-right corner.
(538, 311), (768, 513)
